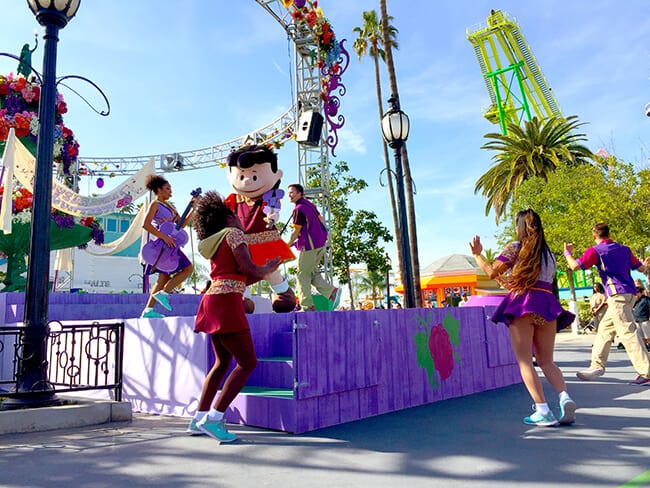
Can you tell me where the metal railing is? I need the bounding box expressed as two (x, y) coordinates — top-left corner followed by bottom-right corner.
(0, 321), (124, 402)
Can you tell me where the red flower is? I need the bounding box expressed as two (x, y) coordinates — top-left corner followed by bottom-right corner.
(305, 10), (317, 27)
(57, 100), (68, 114)
(0, 82), (9, 96)
(11, 77), (27, 92)
(62, 126), (73, 139)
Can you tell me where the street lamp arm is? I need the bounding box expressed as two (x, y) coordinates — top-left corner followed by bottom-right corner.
(0, 52), (43, 83)
(57, 75), (111, 117)
(379, 167), (397, 188)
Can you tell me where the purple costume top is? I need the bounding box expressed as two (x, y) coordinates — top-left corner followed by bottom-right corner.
(490, 241), (574, 331)
(291, 197), (328, 251)
(147, 201), (191, 275)
(576, 239), (641, 297)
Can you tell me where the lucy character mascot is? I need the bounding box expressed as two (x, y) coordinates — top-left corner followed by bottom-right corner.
(225, 145), (297, 312)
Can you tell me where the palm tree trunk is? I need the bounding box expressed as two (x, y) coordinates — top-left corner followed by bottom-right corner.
(379, 0), (422, 307)
(372, 53), (402, 278)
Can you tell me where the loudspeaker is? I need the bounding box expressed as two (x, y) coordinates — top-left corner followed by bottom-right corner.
(296, 111), (324, 145)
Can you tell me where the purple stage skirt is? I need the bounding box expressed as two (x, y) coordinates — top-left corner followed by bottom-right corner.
(490, 280), (574, 332)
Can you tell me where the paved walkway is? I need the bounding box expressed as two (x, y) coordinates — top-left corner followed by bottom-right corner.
(1, 333), (648, 488)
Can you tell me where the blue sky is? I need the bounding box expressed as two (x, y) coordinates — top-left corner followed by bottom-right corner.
(1, 0), (649, 271)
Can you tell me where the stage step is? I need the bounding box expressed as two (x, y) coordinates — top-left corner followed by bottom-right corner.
(246, 357), (294, 389)
(227, 386), (296, 432)
(240, 385), (294, 398)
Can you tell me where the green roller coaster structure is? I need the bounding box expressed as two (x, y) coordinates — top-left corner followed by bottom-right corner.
(467, 10), (563, 134)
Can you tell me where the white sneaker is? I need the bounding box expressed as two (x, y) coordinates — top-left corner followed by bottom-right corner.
(576, 368), (604, 381)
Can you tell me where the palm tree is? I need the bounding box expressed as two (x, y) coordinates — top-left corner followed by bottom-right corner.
(379, 0), (423, 307)
(352, 10), (402, 287)
(357, 268), (387, 307)
(475, 115), (593, 223)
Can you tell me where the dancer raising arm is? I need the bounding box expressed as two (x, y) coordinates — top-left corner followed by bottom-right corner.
(469, 209), (576, 426)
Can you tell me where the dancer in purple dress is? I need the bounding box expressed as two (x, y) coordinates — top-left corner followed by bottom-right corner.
(140, 175), (193, 318)
(469, 209), (576, 427)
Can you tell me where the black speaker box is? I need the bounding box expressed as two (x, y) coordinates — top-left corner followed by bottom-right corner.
(296, 111), (324, 145)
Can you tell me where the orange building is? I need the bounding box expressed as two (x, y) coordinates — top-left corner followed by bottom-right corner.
(395, 254), (504, 306)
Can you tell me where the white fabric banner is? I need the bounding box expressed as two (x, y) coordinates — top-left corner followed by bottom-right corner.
(84, 203), (149, 256)
(0, 128), (17, 234)
(5, 130), (154, 217)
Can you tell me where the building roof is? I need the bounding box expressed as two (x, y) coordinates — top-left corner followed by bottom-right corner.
(421, 254), (484, 277)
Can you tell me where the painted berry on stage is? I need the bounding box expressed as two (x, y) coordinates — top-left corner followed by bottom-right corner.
(414, 312), (461, 388)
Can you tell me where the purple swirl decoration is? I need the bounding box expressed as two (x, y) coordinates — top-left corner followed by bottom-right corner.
(321, 39), (349, 157)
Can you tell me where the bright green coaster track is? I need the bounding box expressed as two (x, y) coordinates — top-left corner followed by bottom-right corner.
(467, 10), (563, 134)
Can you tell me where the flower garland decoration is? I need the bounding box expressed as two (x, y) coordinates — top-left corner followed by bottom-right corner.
(0, 73), (81, 179)
(0, 184), (105, 246)
(282, 0), (349, 156)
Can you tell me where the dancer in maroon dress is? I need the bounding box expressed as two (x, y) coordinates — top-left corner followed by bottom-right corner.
(186, 191), (280, 442)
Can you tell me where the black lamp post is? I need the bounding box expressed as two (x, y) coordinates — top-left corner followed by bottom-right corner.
(385, 253), (392, 309)
(3, 0), (80, 409)
(381, 96), (415, 309)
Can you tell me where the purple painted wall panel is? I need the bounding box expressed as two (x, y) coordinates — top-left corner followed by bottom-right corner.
(30, 295), (522, 434)
(338, 390), (362, 425)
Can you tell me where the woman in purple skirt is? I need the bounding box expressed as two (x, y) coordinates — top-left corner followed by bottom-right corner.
(470, 209), (576, 427)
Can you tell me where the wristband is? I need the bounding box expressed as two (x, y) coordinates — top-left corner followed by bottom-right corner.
(563, 250), (572, 257)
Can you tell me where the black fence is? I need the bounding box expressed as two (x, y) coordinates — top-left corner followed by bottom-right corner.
(0, 321), (124, 401)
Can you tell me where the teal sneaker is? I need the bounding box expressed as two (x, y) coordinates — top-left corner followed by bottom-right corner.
(559, 398), (576, 425)
(153, 291), (172, 311)
(523, 409), (559, 427)
(142, 309), (164, 318)
(197, 418), (238, 443)
(186, 418), (206, 436)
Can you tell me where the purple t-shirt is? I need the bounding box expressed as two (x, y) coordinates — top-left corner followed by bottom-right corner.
(292, 197), (327, 251)
(576, 239), (641, 296)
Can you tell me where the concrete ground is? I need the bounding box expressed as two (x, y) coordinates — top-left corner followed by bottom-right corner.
(0, 332), (648, 488)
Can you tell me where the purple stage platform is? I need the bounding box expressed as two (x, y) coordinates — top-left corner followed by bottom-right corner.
(0, 293), (520, 434)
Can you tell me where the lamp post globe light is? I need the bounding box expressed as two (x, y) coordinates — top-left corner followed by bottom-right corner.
(381, 96), (415, 309)
(2, 0), (80, 410)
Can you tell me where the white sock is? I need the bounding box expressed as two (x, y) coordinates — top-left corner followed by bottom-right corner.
(143, 307), (153, 313)
(535, 403), (550, 416)
(559, 391), (571, 403)
(207, 408), (224, 421)
(156, 290), (168, 296)
(193, 411), (208, 422)
(271, 280), (289, 294)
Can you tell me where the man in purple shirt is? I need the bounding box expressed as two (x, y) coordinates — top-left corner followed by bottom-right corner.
(287, 184), (341, 311)
(564, 223), (650, 385)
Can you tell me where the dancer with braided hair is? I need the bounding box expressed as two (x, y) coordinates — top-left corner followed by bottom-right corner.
(469, 209), (576, 427)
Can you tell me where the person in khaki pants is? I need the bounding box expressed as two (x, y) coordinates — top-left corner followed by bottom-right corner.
(564, 223), (650, 385)
(286, 184), (341, 311)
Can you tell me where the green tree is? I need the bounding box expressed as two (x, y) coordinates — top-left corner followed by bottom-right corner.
(307, 161), (392, 309)
(504, 153), (650, 300)
(476, 115), (593, 223)
(353, 10), (402, 279)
